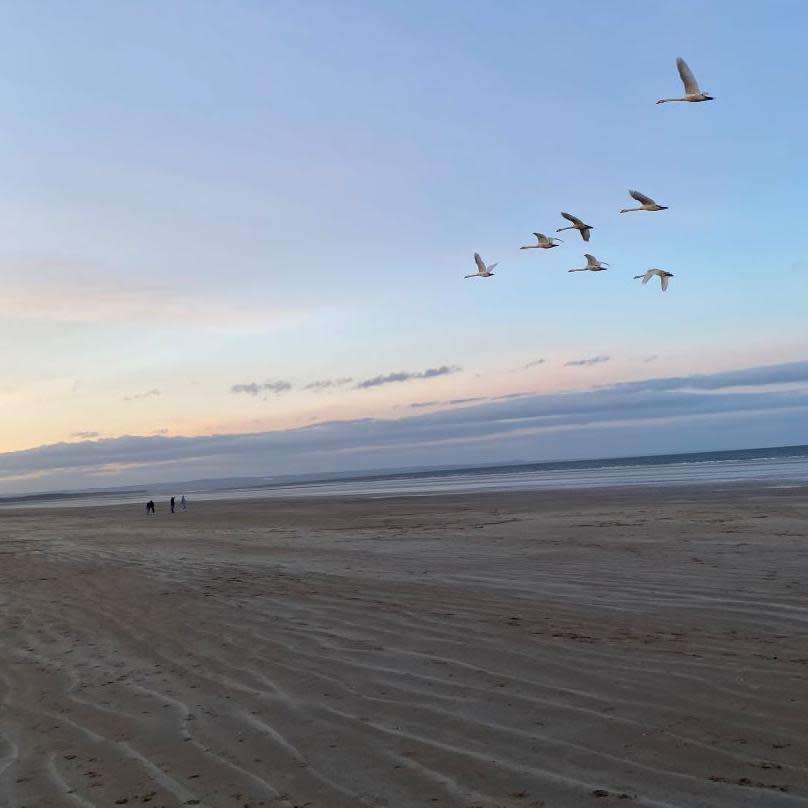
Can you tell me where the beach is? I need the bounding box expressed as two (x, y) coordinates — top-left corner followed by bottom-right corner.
(1, 486), (807, 807)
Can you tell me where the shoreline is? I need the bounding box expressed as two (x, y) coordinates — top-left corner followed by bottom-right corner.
(2, 442), (807, 511)
(2, 477), (808, 514)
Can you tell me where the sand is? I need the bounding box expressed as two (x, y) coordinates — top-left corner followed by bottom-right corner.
(1, 486), (807, 808)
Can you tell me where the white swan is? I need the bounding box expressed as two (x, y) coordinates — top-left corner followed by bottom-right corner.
(634, 268), (674, 291)
(620, 189), (668, 213)
(557, 212), (593, 242)
(520, 232), (564, 250)
(466, 253), (497, 278)
(569, 254), (609, 273)
(657, 58), (714, 104)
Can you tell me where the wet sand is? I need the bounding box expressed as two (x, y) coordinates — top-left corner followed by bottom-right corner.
(1, 486), (808, 807)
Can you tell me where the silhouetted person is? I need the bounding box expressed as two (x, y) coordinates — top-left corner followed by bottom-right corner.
(180, 495), (187, 510)
(146, 500), (155, 514)
(170, 496), (175, 514)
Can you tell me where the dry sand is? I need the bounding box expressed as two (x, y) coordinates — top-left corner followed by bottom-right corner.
(1, 486), (808, 808)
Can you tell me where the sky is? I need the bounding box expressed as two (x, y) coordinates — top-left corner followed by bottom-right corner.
(0, 0), (807, 492)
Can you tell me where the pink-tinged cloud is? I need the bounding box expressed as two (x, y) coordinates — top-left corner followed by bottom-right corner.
(0, 258), (320, 332)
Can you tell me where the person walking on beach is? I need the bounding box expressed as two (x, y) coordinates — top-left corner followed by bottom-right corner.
(146, 500), (155, 514)
(170, 496), (175, 514)
(180, 495), (187, 510)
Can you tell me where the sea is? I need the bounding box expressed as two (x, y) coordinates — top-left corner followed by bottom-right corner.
(2, 444), (808, 509)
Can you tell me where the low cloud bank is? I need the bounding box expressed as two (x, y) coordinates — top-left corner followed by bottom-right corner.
(3, 360), (808, 493)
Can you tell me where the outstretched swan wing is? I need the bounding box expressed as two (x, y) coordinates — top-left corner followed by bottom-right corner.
(629, 189), (655, 205)
(676, 57), (700, 94)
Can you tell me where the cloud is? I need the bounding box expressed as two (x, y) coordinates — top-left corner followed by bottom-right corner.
(524, 359), (546, 369)
(304, 377), (354, 392)
(409, 396), (487, 410)
(448, 397), (486, 405)
(606, 361), (808, 394)
(355, 365), (461, 390)
(123, 388), (161, 401)
(493, 392), (532, 400)
(565, 355), (610, 367)
(231, 381), (292, 396)
(71, 431), (100, 440)
(4, 360), (808, 494)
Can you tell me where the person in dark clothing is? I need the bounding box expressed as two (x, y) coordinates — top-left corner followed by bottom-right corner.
(170, 496), (175, 514)
(146, 500), (155, 514)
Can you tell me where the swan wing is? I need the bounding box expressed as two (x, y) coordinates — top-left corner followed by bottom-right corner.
(561, 211), (583, 227)
(661, 274), (670, 291)
(676, 57), (700, 94)
(629, 189), (655, 205)
(584, 253), (598, 268)
(474, 253), (486, 274)
(581, 227), (591, 242)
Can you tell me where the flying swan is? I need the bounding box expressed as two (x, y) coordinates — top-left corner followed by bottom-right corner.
(634, 268), (674, 290)
(466, 252), (497, 278)
(657, 58), (714, 104)
(557, 212), (593, 242)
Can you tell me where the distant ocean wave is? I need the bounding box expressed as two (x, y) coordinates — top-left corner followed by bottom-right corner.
(3, 445), (808, 509)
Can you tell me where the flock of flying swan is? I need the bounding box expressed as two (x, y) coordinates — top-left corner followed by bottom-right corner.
(467, 57), (713, 292)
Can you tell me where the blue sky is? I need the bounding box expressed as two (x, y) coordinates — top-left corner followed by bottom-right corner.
(0, 1), (806, 491)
